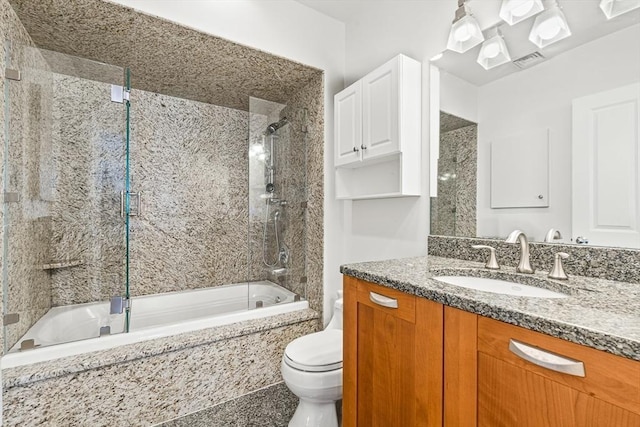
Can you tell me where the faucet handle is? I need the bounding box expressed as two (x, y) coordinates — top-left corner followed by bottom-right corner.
(472, 245), (500, 270)
(548, 252), (569, 280)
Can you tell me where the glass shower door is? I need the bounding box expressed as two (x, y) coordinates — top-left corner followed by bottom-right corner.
(248, 97), (307, 307)
(2, 44), (131, 352)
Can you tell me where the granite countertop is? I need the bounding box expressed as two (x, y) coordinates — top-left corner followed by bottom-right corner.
(340, 256), (640, 361)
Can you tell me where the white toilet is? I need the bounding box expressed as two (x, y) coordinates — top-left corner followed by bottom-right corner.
(281, 292), (343, 427)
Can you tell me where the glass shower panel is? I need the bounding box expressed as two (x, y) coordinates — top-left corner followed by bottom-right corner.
(248, 97), (307, 308)
(2, 44), (130, 353)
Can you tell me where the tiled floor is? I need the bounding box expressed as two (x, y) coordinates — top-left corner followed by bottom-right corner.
(158, 382), (297, 427)
(159, 382), (343, 427)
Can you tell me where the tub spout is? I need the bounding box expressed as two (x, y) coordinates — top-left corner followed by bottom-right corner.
(506, 230), (534, 274)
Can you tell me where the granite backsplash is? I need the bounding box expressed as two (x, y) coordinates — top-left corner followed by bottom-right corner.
(428, 235), (640, 284)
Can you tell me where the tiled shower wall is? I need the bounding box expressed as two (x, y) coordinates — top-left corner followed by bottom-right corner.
(0, 0), (53, 351)
(47, 74), (324, 305)
(431, 124), (477, 237)
(48, 75), (273, 305)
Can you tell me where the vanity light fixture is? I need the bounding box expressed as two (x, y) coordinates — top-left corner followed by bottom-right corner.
(499, 0), (545, 25)
(599, 0), (640, 19)
(528, 0), (571, 48)
(446, 0), (484, 53)
(477, 28), (512, 70)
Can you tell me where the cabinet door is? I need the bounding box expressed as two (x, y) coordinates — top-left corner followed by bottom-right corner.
(362, 57), (400, 160)
(445, 308), (640, 427)
(477, 317), (640, 427)
(344, 276), (443, 427)
(478, 354), (640, 427)
(335, 81), (362, 167)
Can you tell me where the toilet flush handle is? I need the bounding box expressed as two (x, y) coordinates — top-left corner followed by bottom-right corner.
(369, 292), (398, 309)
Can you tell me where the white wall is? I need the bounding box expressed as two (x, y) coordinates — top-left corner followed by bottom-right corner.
(105, 0), (347, 324)
(440, 71), (479, 123)
(340, 2), (456, 267)
(476, 24), (640, 242)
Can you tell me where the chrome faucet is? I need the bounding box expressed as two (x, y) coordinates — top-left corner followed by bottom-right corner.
(505, 230), (534, 274)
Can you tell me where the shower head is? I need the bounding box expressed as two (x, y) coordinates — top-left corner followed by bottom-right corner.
(265, 117), (289, 134)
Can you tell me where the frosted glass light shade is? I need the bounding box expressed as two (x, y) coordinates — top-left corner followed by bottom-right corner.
(499, 0), (544, 25)
(477, 35), (512, 70)
(528, 5), (571, 48)
(600, 0), (640, 19)
(447, 15), (485, 53)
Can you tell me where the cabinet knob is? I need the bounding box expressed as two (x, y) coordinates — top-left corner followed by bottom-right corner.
(361, 144), (367, 150)
(353, 146), (360, 153)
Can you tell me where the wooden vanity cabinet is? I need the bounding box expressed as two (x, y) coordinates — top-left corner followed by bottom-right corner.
(343, 276), (444, 427)
(445, 306), (640, 427)
(344, 277), (640, 427)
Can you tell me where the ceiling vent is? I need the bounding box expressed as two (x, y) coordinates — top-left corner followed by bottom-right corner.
(512, 51), (546, 69)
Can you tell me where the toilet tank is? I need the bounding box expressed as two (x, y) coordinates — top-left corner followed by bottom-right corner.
(325, 291), (343, 330)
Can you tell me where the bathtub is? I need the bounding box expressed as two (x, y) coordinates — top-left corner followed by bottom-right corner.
(2, 280), (308, 369)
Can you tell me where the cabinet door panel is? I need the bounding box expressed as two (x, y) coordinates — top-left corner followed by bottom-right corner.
(344, 276), (442, 427)
(357, 304), (416, 427)
(335, 81), (362, 166)
(362, 59), (399, 159)
(478, 317), (640, 413)
(479, 353), (640, 427)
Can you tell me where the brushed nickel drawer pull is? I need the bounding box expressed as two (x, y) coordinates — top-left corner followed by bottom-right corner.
(509, 339), (585, 377)
(369, 292), (398, 309)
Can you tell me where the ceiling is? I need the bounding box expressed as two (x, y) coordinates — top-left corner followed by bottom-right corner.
(295, 0), (640, 86)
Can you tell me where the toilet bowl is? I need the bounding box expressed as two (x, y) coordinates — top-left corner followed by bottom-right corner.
(281, 293), (343, 427)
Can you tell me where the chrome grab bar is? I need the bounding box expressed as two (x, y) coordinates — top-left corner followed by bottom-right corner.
(369, 292), (398, 309)
(509, 339), (585, 377)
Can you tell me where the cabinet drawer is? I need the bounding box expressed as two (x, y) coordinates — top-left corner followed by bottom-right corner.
(478, 316), (640, 414)
(355, 279), (415, 323)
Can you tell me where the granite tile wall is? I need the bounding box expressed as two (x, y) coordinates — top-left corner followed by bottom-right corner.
(3, 0), (325, 312)
(430, 123), (477, 238)
(428, 235), (640, 284)
(0, 0), (53, 351)
(285, 77), (324, 317)
(8, 0), (323, 111)
(3, 315), (318, 426)
(48, 75), (323, 305)
(127, 89), (256, 298)
(246, 77), (324, 311)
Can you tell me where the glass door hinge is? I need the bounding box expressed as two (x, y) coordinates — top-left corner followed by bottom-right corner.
(110, 296), (131, 314)
(111, 85), (130, 103)
(5, 68), (21, 81)
(2, 192), (20, 203)
(3, 313), (20, 325)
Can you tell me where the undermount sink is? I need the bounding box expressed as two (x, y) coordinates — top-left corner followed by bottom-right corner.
(434, 276), (569, 299)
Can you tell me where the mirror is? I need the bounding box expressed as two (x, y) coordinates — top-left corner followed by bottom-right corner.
(430, 1), (640, 248)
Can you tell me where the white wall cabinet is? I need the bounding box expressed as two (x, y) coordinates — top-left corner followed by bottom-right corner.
(334, 54), (421, 199)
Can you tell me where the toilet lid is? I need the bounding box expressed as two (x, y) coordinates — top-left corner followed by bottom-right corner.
(284, 330), (343, 372)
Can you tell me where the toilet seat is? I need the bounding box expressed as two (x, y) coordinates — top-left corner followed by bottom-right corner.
(284, 330), (343, 372)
